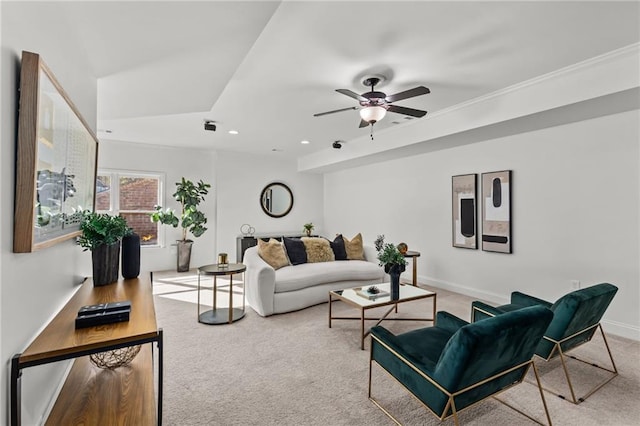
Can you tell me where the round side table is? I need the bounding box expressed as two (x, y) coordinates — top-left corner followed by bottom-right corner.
(403, 251), (421, 286)
(197, 263), (247, 325)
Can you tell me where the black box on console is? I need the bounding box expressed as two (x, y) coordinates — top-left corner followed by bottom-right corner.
(75, 308), (131, 329)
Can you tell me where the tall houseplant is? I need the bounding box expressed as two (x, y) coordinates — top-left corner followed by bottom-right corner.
(78, 211), (130, 286)
(374, 235), (408, 300)
(150, 178), (211, 272)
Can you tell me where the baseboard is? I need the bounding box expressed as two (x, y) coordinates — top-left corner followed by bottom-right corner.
(417, 275), (510, 306)
(601, 319), (640, 341)
(418, 275), (639, 342)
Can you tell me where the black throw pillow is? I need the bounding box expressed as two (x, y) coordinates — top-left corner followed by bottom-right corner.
(330, 234), (348, 260)
(283, 237), (308, 265)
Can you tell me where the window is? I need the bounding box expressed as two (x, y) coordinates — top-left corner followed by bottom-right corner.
(96, 170), (164, 246)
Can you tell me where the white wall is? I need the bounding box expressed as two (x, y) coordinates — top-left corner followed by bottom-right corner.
(95, 140), (217, 273)
(324, 110), (640, 340)
(96, 145), (324, 271)
(1, 3), (98, 424)
(215, 151), (324, 261)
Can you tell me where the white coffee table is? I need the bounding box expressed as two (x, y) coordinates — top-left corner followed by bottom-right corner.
(329, 283), (437, 350)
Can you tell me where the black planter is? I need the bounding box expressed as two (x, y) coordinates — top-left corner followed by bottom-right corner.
(176, 240), (193, 272)
(92, 242), (120, 286)
(385, 263), (406, 300)
(389, 271), (401, 300)
(122, 233), (141, 279)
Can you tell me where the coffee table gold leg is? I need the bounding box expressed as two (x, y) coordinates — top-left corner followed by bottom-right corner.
(433, 294), (437, 324)
(328, 294), (332, 328)
(413, 257), (418, 286)
(360, 308), (365, 350)
(228, 275), (234, 324)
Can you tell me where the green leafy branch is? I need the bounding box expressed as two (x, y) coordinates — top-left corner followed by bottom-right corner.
(150, 178), (211, 241)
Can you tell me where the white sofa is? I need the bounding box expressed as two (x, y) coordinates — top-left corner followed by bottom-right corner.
(244, 245), (384, 316)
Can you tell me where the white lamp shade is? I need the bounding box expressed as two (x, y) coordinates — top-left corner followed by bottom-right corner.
(359, 106), (387, 123)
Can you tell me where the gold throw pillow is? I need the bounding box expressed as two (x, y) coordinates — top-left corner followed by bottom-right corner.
(302, 237), (335, 263)
(257, 239), (289, 269)
(343, 233), (365, 260)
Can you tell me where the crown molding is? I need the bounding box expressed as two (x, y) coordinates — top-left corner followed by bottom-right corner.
(428, 42), (640, 120)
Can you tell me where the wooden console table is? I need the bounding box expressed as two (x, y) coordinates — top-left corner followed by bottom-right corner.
(10, 275), (163, 425)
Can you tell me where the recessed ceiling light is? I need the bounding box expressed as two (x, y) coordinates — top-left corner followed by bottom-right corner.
(228, 130), (239, 135)
(271, 148), (283, 152)
(301, 140), (310, 144)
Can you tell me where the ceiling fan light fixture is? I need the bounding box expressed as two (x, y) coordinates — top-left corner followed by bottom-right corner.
(359, 106), (386, 123)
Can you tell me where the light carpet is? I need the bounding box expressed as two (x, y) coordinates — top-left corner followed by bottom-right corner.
(152, 271), (640, 425)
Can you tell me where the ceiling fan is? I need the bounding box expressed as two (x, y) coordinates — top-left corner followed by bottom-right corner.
(314, 76), (430, 128)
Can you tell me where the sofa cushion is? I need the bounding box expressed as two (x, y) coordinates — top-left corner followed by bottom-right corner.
(283, 237), (307, 265)
(257, 238), (289, 270)
(274, 260), (382, 293)
(330, 234), (348, 260)
(302, 237), (335, 263)
(343, 233), (365, 260)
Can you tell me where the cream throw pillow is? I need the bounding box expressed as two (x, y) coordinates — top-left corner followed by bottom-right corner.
(343, 233), (365, 260)
(257, 239), (289, 269)
(301, 237), (335, 263)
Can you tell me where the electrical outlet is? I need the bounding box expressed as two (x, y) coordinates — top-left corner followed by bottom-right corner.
(570, 280), (581, 290)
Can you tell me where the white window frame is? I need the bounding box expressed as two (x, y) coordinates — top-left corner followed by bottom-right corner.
(96, 169), (165, 248)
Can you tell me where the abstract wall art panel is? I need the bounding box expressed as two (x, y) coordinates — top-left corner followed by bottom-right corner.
(481, 170), (512, 253)
(452, 174), (477, 249)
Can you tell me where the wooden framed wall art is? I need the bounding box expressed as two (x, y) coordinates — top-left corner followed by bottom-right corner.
(452, 174), (477, 249)
(481, 170), (512, 253)
(13, 51), (98, 253)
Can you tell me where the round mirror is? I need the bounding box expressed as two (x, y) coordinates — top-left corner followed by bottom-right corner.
(260, 182), (293, 218)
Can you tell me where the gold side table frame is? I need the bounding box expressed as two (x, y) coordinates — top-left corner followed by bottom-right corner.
(197, 263), (247, 325)
(403, 250), (421, 286)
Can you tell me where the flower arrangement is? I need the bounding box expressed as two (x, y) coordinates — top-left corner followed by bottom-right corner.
(374, 234), (407, 274)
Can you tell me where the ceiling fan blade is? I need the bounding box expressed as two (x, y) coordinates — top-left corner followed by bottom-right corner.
(336, 89), (368, 102)
(313, 106), (357, 117)
(385, 86), (430, 103)
(359, 119), (370, 128)
(387, 104), (428, 118)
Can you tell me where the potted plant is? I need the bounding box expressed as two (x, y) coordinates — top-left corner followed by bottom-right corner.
(374, 235), (408, 300)
(303, 222), (314, 237)
(78, 211), (130, 286)
(150, 178), (211, 272)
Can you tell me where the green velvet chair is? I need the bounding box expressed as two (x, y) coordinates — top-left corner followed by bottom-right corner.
(471, 283), (618, 404)
(369, 306), (554, 426)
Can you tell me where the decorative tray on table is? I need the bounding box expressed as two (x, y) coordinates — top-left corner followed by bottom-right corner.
(356, 286), (389, 300)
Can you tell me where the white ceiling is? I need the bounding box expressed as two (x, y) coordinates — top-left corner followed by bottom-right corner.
(60, 1), (639, 159)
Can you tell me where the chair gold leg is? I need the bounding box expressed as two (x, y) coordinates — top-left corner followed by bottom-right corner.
(557, 346), (579, 403)
(533, 362), (553, 426)
(538, 325), (618, 404)
(369, 395), (402, 426)
(492, 363), (552, 425)
(368, 345), (373, 398)
(450, 397), (460, 426)
(599, 324), (619, 373)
